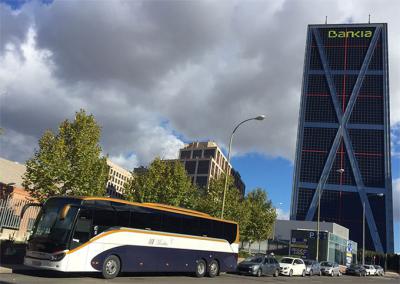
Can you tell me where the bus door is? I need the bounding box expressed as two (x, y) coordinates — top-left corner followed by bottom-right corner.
(67, 208), (93, 271)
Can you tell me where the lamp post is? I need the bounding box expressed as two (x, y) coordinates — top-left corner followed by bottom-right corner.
(316, 168), (344, 261)
(220, 115), (266, 219)
(362, 192), (384, 265)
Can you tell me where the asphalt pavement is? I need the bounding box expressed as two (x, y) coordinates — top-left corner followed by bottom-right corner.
(0, 270), (398, 284)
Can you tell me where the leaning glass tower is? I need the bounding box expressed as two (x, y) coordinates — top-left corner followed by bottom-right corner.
(291, 23), (393, 253)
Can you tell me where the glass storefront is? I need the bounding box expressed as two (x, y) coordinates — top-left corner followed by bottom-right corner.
(290, 229), (357, 265)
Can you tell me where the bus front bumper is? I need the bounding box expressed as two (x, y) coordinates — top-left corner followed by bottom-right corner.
(24, 257), (65, 271)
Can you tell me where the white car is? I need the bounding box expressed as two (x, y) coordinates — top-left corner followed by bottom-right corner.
(363, 265), (377, 276)
(279, 257), (306, 277)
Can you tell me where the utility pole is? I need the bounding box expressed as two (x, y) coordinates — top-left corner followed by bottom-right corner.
(362, 201), (365, 265)
(316, 188), (321, 261)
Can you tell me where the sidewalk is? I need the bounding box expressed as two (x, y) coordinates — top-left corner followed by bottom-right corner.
(385, 271), (400, 278)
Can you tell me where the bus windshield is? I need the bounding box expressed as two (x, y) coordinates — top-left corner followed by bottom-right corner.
(29, 197), (81, 252)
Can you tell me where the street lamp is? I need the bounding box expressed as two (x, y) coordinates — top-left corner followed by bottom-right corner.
(316, 168), (344, 261)
(220, 115), (266, 219)
(362, 193), (384, 265)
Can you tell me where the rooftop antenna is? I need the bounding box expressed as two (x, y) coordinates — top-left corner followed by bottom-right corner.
(368, 14), (371, 24)
(325, 16), (328, 24)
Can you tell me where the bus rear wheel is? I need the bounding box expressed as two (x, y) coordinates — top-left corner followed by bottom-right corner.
(207, 260), (219, 278)
(195, 259), (207, 278)
(102, 255), (120, 279)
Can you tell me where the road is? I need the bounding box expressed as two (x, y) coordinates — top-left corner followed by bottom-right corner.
(0, 271), (398, 284)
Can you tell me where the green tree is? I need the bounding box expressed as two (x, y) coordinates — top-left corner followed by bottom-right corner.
(194, 175), (251, 241)
(23, 110), (109, 201)
(241, 188), (276, 248)
(124, 158), (197, 208)
(195, 175), (242, 220)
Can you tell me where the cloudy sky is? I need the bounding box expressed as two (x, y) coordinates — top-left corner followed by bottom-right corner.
(0, 0), (399, 250)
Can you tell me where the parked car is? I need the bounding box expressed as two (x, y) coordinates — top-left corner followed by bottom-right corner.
(373, 265), (384, 276)
(320, 261), (341, 276)
(279, 257), (306, 277)
(304, 259), (321, 276)
(363, 265), (377, 276)
(237, 254), (280, 277)
(346, 264), (367, 277)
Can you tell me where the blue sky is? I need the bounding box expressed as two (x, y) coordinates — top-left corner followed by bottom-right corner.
(0, 0), (399, 253)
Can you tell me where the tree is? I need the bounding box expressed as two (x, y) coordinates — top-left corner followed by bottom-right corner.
(23, 110), (109, 201)
(124, 158), (197, 208)
(241, 188), (276, 248)
(194, 175), (252, 242)
(195, 175), (242, 219)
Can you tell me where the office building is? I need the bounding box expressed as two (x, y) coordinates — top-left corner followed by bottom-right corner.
(106, 159), (133, 199)
(291, 23), (393, 253)
(179, 141), (245, 196)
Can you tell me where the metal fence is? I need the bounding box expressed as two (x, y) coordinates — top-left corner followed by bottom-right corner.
(0, 196), (40, 240)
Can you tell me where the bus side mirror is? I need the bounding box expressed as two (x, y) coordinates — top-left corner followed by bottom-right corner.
(59, 205), (71, 220)
(21, 203), (42, 219)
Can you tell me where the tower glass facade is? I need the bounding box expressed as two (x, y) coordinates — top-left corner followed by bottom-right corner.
(291, 24), (393, 253)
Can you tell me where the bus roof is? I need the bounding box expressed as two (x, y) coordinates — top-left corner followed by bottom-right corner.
(69, 196), (238, 225)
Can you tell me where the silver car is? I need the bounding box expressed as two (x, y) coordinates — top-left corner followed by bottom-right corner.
(373, 265), (384, 276)
(304, 259), (321, 276)
(320, 261), (341, 276)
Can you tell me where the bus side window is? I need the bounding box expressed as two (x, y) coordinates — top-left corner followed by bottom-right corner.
(224, 223), (237, 243)
(212, 220), (225, 240)
(197, 218), (212, 237)
(162, 212), (182, 234)
(71, 209), (92, 249)
(115, 209), (130, 228)
(92, 207), (116, 234)
(180, 215), (196, 236)
(131, 207), (162, 231)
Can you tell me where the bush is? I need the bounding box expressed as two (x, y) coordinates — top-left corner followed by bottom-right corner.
(238, 250), (251, 259)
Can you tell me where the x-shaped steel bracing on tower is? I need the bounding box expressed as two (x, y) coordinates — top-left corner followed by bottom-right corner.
(304, 26), (384, 252)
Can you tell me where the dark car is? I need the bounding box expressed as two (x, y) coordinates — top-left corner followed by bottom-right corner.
(346, 264), (367, 277)
(304, 259), (321, 276)
(237, 254), (280, 277)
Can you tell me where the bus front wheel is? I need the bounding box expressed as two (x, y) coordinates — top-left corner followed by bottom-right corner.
(195, 259), (207, 278)
(102, 255), (121, 279)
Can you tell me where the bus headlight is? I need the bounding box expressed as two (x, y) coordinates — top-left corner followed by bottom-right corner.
(50, 252), (66, 261)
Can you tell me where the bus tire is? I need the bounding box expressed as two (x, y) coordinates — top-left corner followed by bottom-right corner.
(195, 259), (207, 278)
(102, 255), (120, 279)
(207, 260), (219, 278)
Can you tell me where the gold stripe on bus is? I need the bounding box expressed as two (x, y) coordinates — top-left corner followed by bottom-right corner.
(66, 228), (228, 255)
(142, 202), (211, 217)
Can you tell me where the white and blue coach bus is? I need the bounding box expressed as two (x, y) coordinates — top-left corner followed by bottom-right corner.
(22, 196), (239, 279)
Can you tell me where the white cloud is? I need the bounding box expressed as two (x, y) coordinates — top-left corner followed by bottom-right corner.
(0, 0), (399, 167)
(0, 27), (184, 167)
(108, 154), (139, 172)
(393, 179), (400, 222)
(276, 208), (290, 220)
(391, 123), (400, 158)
